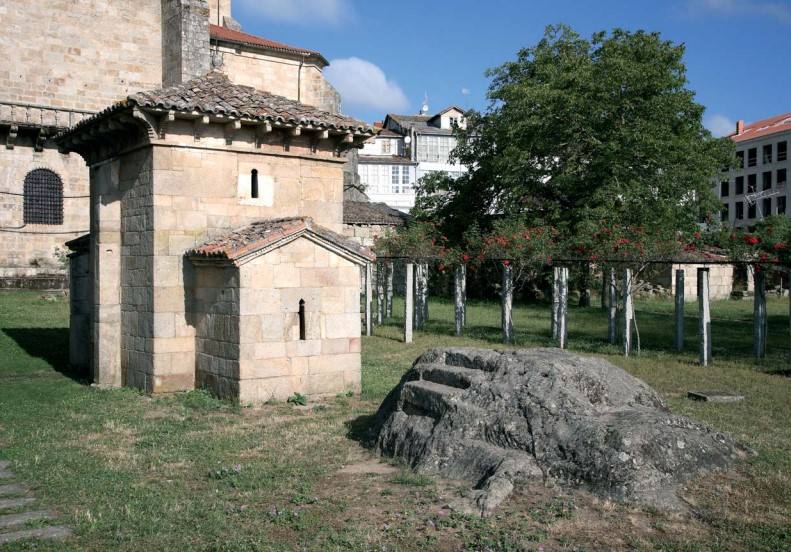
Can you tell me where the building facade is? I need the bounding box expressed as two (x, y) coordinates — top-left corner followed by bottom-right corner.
(358, 105), (468, 213)
(0, 0), (340, 287)
(717, 113), (790, 227)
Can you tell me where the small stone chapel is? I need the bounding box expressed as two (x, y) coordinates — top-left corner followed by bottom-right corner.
(58, 71), (375, 402)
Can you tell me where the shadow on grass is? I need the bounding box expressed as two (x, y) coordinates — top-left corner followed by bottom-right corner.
(345, 413), (379, 448)
(2, 327), (88, 383)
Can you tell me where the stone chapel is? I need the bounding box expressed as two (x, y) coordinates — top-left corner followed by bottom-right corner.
(58, 70), (374, 402)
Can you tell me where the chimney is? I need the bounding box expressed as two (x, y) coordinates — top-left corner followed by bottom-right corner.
(161, 0), (211, 87)
(736, 119), (745, 135)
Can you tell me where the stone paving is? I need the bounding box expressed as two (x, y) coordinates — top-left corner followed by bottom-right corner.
(0, 460), (71, 546)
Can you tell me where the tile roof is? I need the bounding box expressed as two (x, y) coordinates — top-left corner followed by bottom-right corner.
(209, 24), (328, 66)
(731, 112), (791, 143)
(384, 113), (454, 135)
(343, 201), (409, 226)
(128, 71), (372, 132)
(188, 217), (375, 264)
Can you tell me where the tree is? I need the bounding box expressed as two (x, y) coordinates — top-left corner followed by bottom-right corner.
(415, 25), (734, 242)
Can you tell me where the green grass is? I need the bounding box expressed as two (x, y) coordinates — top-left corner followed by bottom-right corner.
(0, 290), (790, 550)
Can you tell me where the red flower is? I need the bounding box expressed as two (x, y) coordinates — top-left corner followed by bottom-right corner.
(502, 260), (510, 267)
(743, 235), (760, 246)
(461, 253), (471, 263)
(438, 263), (446, 272)
(773, 242), (787, 251)
(694, 231), (702, 239)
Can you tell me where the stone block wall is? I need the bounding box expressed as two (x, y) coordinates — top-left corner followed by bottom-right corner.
(0, 131), (90, 283)
(0, 0), (163, 113)
(68, 248), (92, 372)
(162, 0), (211, 87)
(663, 263), (735, 300)
(218, 46), (341, 114)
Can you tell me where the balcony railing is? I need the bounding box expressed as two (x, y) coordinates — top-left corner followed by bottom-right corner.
(0, 100), (95, 130)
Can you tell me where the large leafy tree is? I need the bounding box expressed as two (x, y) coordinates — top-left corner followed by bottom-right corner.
(414, 25), (734, 242)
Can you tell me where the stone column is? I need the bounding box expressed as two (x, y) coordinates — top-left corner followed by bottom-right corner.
(601, 268), (608, 310)
(454, 265), (466, 337)
(623, 268), (633, 356)
(502, 263), (514, 344)
(460, 263), (467, 328)
(365, 262), (373, 337)
(674, 269), (685, 351)
(698, 268), (711, 366)
(754, 268), (767, 359)
(607, 268), (617, 345)
(558, 267), (569, 349)
(385, 261), (394, 319)
(404, 262), (414, 343)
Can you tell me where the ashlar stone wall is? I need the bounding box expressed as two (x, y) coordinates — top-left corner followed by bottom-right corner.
(194, 237), (362, 402)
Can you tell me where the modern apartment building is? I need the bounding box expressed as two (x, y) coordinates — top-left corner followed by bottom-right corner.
(718, 113), (790, 227)
(358, 104), (468, 213)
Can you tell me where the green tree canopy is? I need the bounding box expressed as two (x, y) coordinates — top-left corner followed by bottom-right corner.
(414, 25), (734, 243)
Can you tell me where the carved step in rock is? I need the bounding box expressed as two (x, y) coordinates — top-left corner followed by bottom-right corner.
(373, 347), (751, 516)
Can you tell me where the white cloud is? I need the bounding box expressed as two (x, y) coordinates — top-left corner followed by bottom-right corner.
(324, 58), (410, 112)
(235, 0), (353, 26)
(461, 88), (471, 96)
(688, 0), (791, 23)
(705, 113), (736, 137)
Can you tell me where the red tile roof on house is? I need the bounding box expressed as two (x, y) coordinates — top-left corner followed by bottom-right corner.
(209, 24), (328, 66)
(187, 217), (375, 265)
(731, 112), (791, 143)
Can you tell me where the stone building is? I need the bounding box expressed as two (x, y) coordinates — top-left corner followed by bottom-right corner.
(58, 72), (374, 401)
(0, 0), (339, 287)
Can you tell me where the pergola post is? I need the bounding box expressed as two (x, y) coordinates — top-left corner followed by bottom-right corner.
(460, 263), (467, 328)
(607, 267), (617, 345)
(754, 268), (767, 359)
(365, 262), (373, 337)
(674, 269), (685, 351)
(376, 262), (385, 325)
(421, 263), (429, 324)
(404, 262), (414, 343)
(502, 262), (514, 344)
(454, 265), (466, 337)
(698, 267), (711, 366)
(385, 261), (394, 319)
(623, 268), (633, 356)
(551, 266), (560, 340)
(558, 267), (569, 349)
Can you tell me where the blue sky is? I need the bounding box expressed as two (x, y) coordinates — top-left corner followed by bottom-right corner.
(233, 0), (791, 135)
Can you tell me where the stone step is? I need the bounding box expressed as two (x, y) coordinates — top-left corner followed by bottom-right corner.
(0, 471), (14, 480)
(0, 525), (72, 545)
(0, 497), (35, 511)
(0, 462), (9, 471)
(0, 510), (55, 529)
(0, 484), (27, 497)
(402, 380), (465, 418)
(418, 363), (482, 390)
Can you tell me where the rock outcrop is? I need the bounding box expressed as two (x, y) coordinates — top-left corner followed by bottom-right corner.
(373, 348), (750, 515)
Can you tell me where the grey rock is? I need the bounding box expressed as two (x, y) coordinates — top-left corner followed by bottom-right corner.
(0, 484), (27, 497)
(373, 348), (751, 516)
(0, 497), (35, 511)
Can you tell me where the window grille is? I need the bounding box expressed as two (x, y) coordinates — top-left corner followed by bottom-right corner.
(23, 169), (63, 225)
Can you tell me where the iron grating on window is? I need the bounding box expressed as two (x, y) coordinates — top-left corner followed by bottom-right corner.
(24, 169), (63, 225)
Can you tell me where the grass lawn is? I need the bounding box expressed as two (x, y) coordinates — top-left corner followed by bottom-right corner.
(0, 290), (789, 551)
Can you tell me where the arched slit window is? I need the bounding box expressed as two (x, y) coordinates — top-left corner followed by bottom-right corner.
(251, 169), (259, 198)
(24, 169), (63, 225)
(298, 299), (306, 340)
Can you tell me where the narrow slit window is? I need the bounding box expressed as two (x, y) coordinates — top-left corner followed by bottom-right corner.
(298, 299), (306, 340)
(251, 169), (259, 198)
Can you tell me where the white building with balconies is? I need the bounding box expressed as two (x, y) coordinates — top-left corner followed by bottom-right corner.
(718, 113), (790, 227)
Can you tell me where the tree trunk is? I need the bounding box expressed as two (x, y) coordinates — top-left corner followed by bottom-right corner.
(698, 267), (711, 366)
(623, 268), (633, 356)
(754, 269), (767, 359)
(607, 268), (617, 345)
(404, 262), (414, 343)
(454, 265), (466, 337)
(674, 269), (684, 351)
(502, 263), (514, 344)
